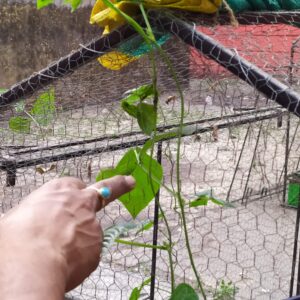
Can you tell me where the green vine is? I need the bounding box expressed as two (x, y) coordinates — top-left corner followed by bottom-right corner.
(36, 1), (231, 299)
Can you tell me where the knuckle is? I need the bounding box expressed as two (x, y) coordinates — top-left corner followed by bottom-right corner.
(47, 177), (86, 190)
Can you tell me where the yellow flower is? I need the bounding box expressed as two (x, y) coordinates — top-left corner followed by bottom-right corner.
(90, 0), (222, 34)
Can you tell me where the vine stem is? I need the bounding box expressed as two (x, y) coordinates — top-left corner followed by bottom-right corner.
(24, 110), (45, 140)
(139, 3), (176, 292)
(157, 47), (207, 299)
(158, 203), (176, 291)
(140, 7), (206, 297)
(101, 1), (205, 296)
(115, 239), (168, 250)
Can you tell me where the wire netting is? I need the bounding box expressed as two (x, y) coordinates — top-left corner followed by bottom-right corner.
(1, 8), (300, 299)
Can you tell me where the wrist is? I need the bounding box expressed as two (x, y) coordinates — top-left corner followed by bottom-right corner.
(0, 240), (67, 300)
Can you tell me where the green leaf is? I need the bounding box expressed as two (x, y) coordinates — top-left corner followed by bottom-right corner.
(141, 277), (151, 287)
(129, 287), (140, 300)
(37, 0), (54, 9)
(96, 168), (117, 182)
(122, 84), (154, 104)
(96, 148), (163, 218)
(129, 278), (151, 300)
(9, 116), (31, 133)
(30, 89), (56, 126)
(189, 192), (235, 208)
(0, 88), (7, 94)
(121, 101), (138, 118)
(116, 150), (138, 175)
(64, 0), (82, 11)
(189, 195), (209, 207)
(210, 197), (235, 208)
(137, 103), (156, 135)
(170, 283), (199, 300)
(121, 84), (155, 119)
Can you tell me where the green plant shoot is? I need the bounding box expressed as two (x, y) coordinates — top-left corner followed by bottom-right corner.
(129, 278), (151, 300)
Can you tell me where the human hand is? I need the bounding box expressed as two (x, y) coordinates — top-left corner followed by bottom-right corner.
(0, 175), (135, 300)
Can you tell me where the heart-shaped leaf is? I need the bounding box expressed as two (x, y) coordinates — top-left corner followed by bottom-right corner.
(121, 101), (138, 118)
(122, 84), (154, 104)
(30, 88), (56, 126)
(96, 148), (162, 218)
(9, 116), (31, 133)
(129, 277), (151, 300)
(137, 103), (157, 135)
(170, 283), (199, 300)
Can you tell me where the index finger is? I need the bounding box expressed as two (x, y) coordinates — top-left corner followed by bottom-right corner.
(84, 175), (136, 211)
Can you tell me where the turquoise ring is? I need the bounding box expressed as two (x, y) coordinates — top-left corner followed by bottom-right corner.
(87, 186), (112, 205)
(98, 187), (111, 199)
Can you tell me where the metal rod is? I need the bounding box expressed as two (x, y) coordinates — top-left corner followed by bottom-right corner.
(283, 114), (291, 204)
(290, 180), (300, 296)
(1, 11), (300, 111)
(0, 109), (283, 171)
(148, 11), (300, 117)
(283, 37), (300, 204)
(150, 141), (162, 299)
(7, 106), (281, 155)
(0, 24), (137, 106)
(226, 125), (250, 202)
(241, 121), (263, 205)
(297, 186), (300, 295)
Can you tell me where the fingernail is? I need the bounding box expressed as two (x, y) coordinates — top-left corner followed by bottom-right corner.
(125, 176), (136, 189)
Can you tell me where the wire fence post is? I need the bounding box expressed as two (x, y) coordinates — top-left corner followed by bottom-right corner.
(150, 141), (162, 299)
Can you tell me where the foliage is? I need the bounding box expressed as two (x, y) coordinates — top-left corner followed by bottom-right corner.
(9, 116), (31, 134)
(93, 1), (219, 298)
(96, 148), (163, 218)
(37, 0), (83, 11)
(129, 278), (151, 300)
(136, 102), (157, 135)
(189, 191), (235, 208)
(64, 0), (82, 11)
(121, 84), (157, 135)
(37, 0), (54, 9)
(170, 283), (199, 300)
(37, 1), (234, 298)
(122, 84), (155, 104)
(30, 88), (56, 126)
(8, 89), (56, 133)
(213, 280), (238, 300)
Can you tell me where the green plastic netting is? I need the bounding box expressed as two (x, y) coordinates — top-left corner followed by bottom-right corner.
(227, 0), (300, 13)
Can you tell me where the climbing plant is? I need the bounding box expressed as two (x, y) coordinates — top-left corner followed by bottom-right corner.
(36, 1), (231, 299)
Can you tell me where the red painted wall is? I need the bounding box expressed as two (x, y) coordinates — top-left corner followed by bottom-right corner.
(190, 24), (300, 78)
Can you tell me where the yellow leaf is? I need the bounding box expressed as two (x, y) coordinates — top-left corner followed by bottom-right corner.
(36, 164), (56, 175)
(98, 51), (138, 70)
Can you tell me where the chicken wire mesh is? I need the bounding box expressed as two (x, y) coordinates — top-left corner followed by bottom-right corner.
(1, 8), (300, 300)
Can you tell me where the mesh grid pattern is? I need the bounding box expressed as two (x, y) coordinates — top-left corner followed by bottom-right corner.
(1, 10), (300, 299)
